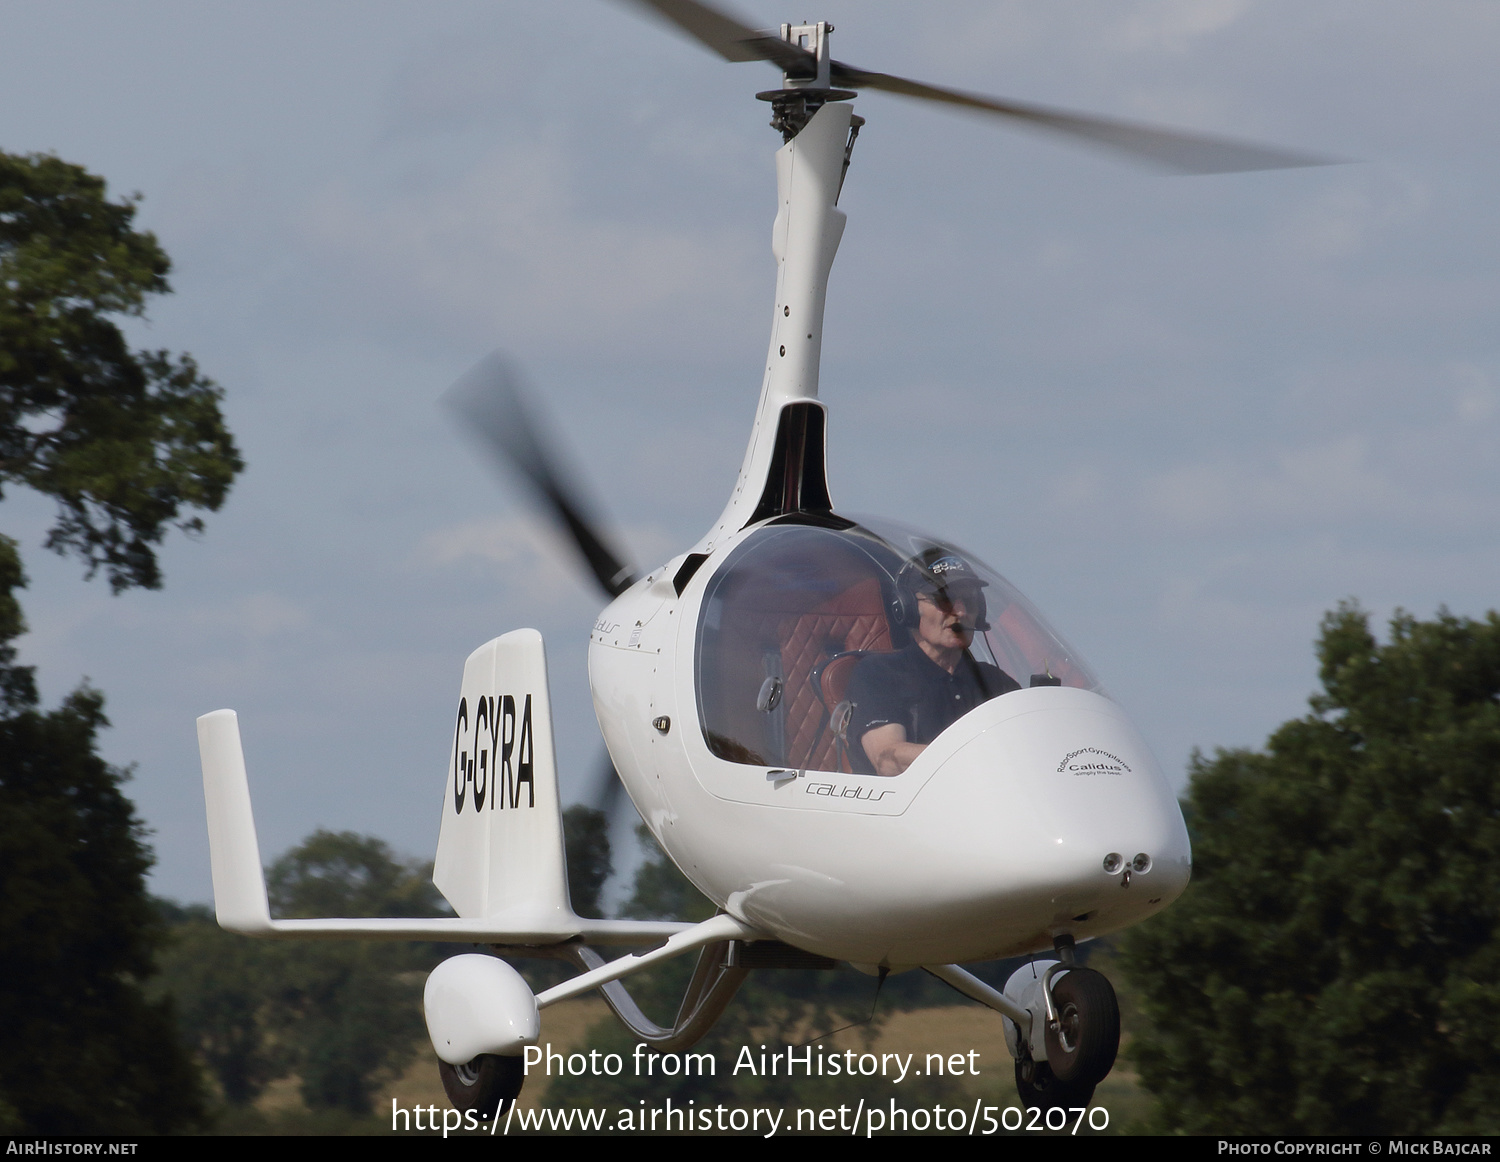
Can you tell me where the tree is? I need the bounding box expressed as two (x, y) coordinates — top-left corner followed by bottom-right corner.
(1121, 603), (1500, 1134)
(269, 831), (450, 1113)
(0, 150), (243, 1133)
(1, 151), (241, 592)
(0, 546), (207, 1132)
(562, 804), (613, 920)
(157, 831), (450, 1116)
(159, 814), (623, 1116)
(151, 902), (288, 1109)
(268, 829), (447, 920)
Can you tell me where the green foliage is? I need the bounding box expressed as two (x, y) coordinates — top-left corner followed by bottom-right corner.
(268, 829), (447, 920)
(0, 151), (242, 592)
(152, 902), (286, 1107)
(514, 805), (615, 994)
(271, 940), (426, 1114)
(1121, 603), (1500, 1134)
(0, 545), (206, 1132)
(267, 831), (447, 1114)
(617, 824), (715, 924)
(0, 536), (36, 712)
(0, 149), (242, 1134)
(157, 831), (449, 1116)
(562, 804), (613, 920)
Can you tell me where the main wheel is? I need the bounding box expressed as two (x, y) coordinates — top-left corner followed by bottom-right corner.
(1044, 967), (1119, 1085)
(439, 1053), (525, 1115)
(1015, 1058), (1096, 1111)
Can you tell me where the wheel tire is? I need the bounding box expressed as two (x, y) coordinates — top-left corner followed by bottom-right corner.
(1044, 967), (1119, 1085)
(439, 1053), (525, 1115)
(1015, 1059), (1096, 1111)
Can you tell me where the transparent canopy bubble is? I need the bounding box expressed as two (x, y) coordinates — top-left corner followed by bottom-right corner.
(695, 515), (1099, 773)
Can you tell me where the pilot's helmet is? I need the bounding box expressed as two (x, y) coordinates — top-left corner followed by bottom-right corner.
(894, 547), (990, 629)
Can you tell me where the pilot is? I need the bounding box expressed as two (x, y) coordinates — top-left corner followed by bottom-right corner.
(847, 550), (1019, 776)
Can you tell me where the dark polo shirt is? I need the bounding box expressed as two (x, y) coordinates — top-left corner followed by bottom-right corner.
(845, 644), (1019, 774)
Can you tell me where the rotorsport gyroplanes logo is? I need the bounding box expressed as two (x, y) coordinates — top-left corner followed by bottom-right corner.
(1055, 747), (1131, 776)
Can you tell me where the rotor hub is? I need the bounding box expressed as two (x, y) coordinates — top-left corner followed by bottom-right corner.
(753, 20), (852, 142)
(756, 87), (856, 141)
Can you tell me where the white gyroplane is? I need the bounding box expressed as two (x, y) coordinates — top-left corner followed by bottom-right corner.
(199, 0), (1323, 1113)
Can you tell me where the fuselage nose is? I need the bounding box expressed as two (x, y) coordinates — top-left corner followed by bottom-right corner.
(890, 685), (1190, 958)
(713, 687), (1191, 968)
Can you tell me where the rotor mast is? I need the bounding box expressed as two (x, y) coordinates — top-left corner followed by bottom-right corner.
(699, 22), (861, 551)
(629, 0), (1329, 557)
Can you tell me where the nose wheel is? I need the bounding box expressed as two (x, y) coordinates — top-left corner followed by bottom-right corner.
(1045, 967), (1119, 1085)
(1015, 961), (1120, 1110)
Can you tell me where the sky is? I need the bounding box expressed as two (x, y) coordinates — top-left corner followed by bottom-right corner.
(2, 0), (1497, 905)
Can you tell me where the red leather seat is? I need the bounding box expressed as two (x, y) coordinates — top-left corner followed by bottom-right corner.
(770, 577), (891, 771)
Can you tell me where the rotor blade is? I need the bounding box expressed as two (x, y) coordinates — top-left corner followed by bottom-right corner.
(620, 0), (816, 75)
(830, 62), (1334, 175)
(443, 353), (638, 598)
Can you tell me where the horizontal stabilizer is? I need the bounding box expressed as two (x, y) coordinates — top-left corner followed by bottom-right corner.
(197, 705), (689, 944)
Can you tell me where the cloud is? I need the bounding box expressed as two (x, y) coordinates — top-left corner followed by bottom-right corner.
(414, 513), (679, 607)
(187, 592), (313, 640)
(283, 145), (757, 353)
(1141, 418), (1498, 537)
(1275, 170), (1431, 261)
(1113, 0), (1253, 55)
(1451, 363), (1499, 422)
(1145, 434), (1387, 528)
(416, 514), (585, 603)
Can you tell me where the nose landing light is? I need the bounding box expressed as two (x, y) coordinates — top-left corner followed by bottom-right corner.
(1102, 852), (1153, 873)
(1103, 851), (1153, 889)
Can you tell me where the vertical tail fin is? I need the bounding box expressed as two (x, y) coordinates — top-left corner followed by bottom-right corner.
(433, 628), (574, 927)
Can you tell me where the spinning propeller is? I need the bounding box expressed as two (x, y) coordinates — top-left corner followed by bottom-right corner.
(443, 353), (638, 600)
(626, 0), (1331, 174)
(443, 355), (644, 871)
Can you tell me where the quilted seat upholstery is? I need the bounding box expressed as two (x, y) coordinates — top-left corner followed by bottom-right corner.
(771, 577), (891, 771)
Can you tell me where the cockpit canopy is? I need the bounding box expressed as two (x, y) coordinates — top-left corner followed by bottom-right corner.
(695, 516), (1099, 773)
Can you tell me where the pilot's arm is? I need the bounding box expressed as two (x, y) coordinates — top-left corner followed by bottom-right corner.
(846, 651), (921, 777)
(861, 723), (924, 778)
